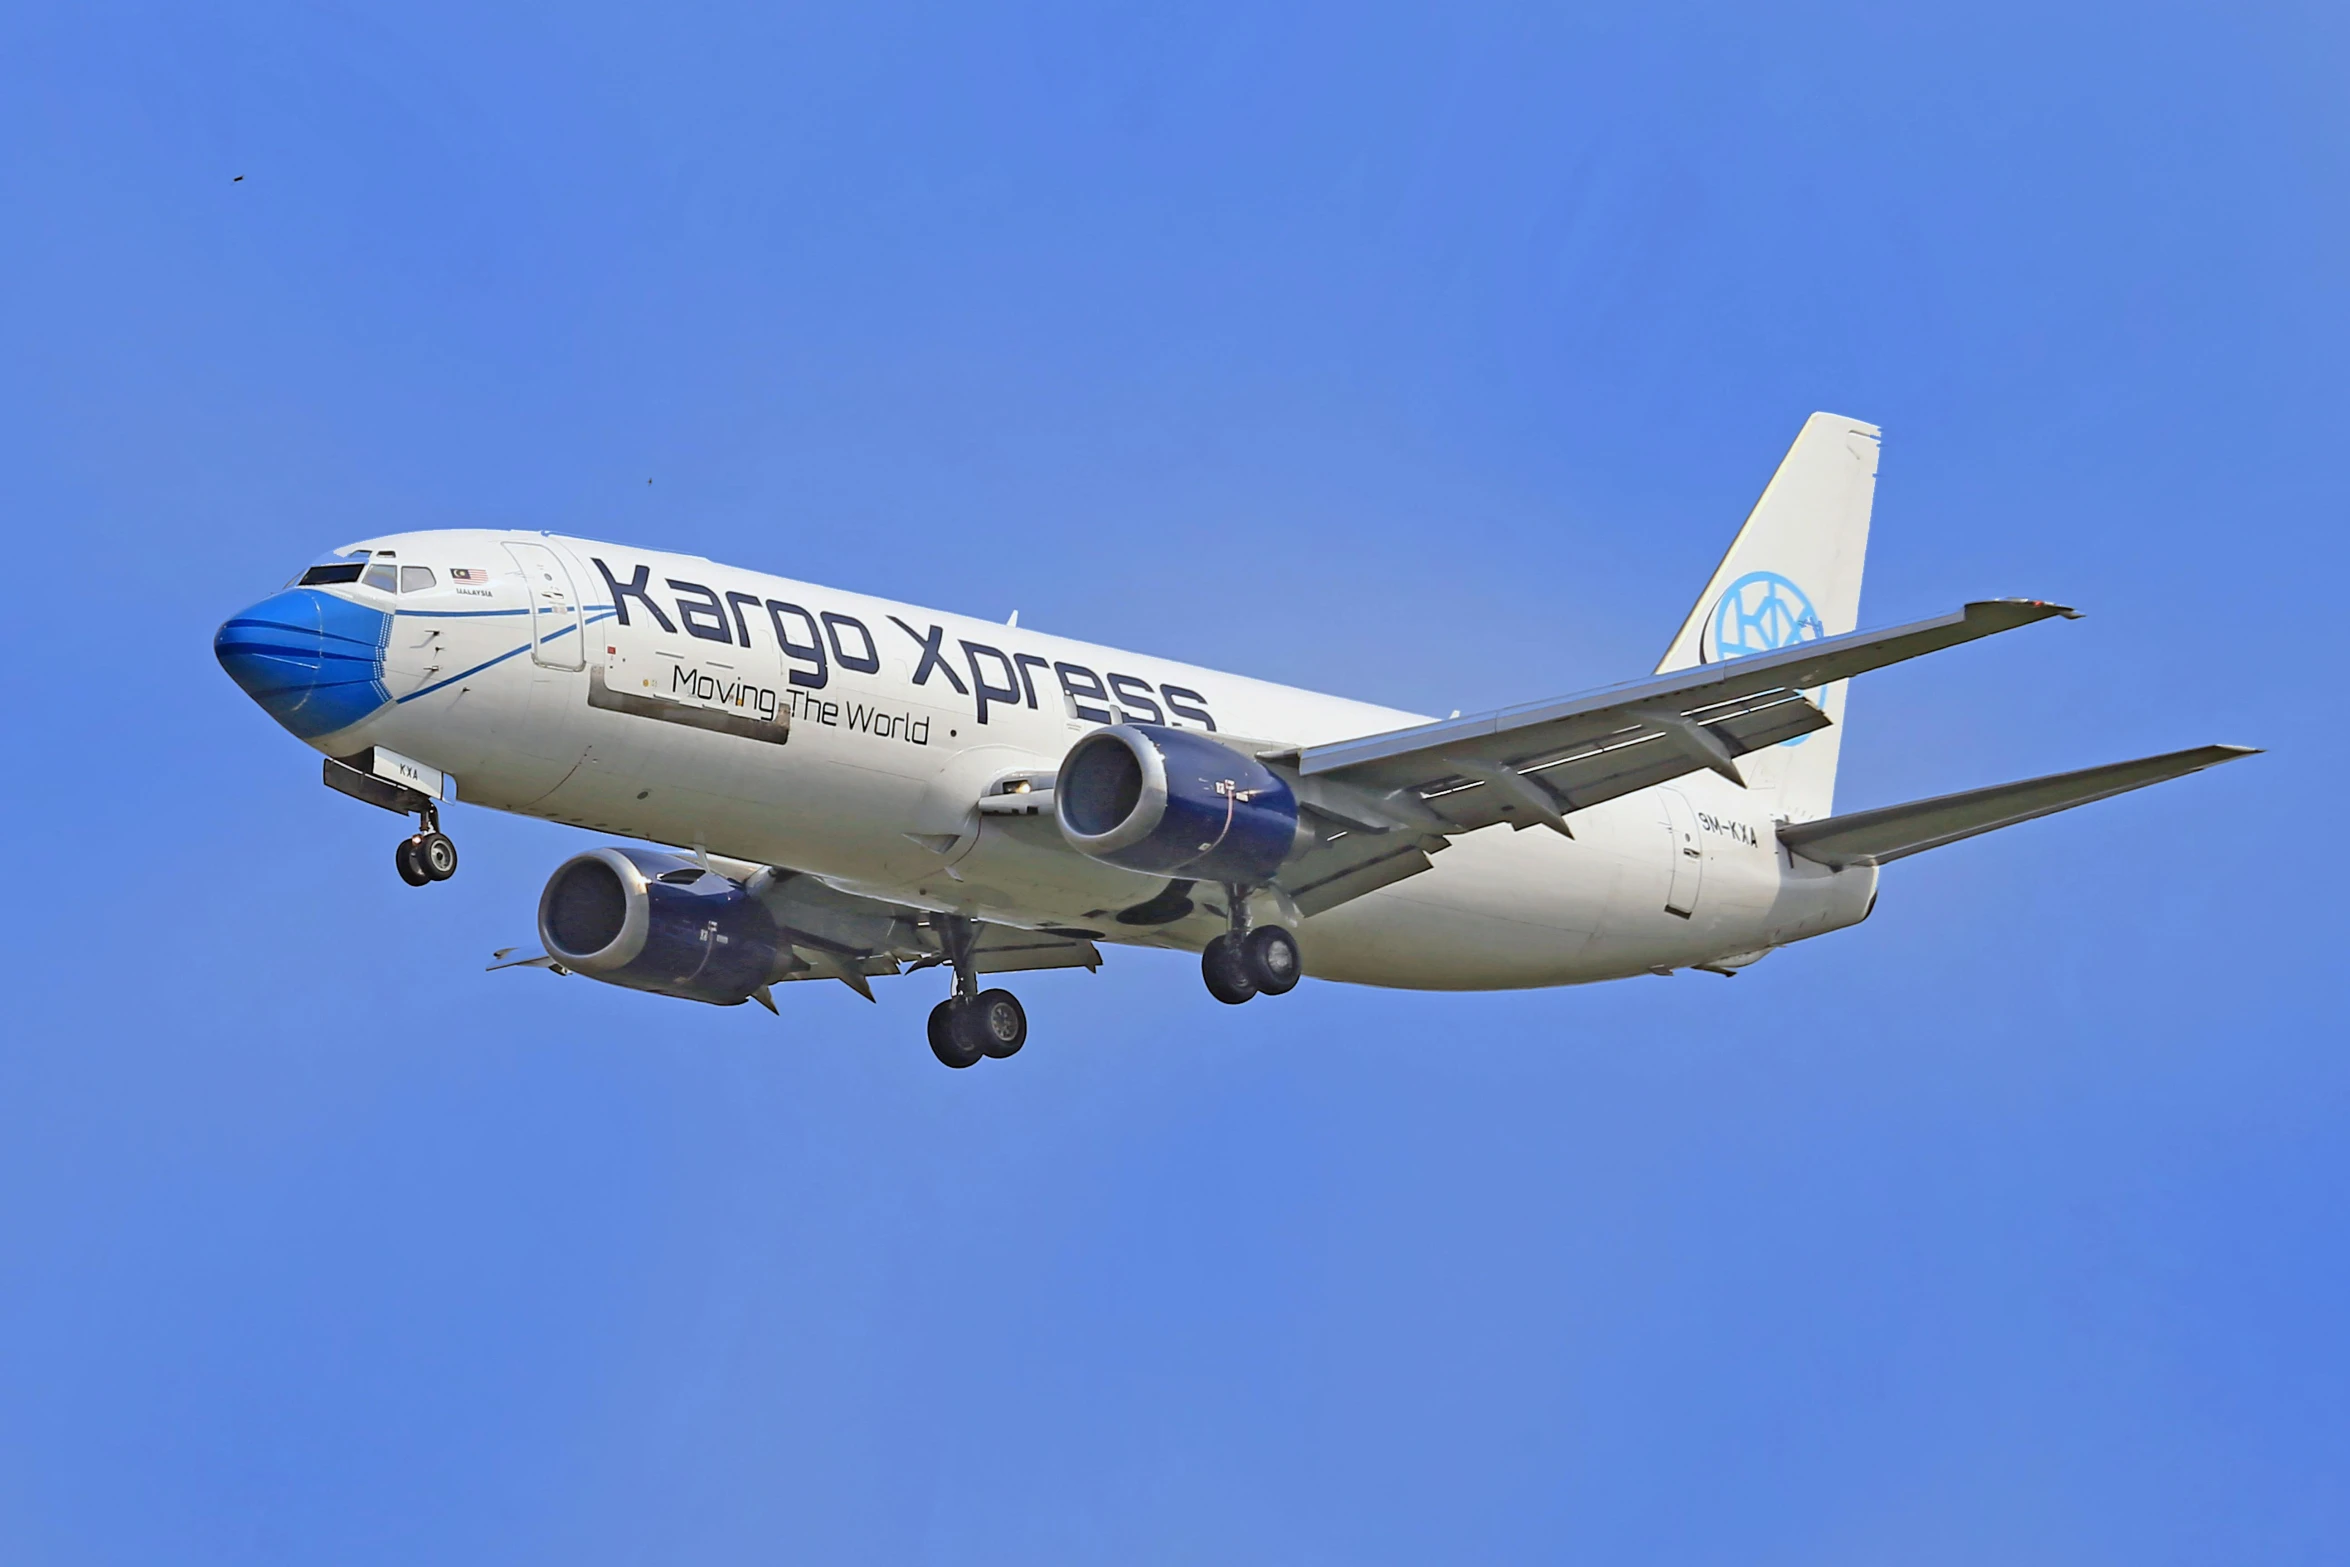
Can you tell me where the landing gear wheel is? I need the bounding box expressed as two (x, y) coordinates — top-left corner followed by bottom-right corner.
(1243, 925), (1301, 995)
(417, 831), (459, 882)
(928, 1000), (982, 1069)
(395, 836), (432, 887)
(1201, 934), (1258, 1005)
(957, 989), (1027, 1059)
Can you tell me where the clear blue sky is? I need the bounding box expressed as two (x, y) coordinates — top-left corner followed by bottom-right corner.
(3, 3), (2342, 1561)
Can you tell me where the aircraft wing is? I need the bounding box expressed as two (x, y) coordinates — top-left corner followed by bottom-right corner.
(1268, 600), (2077, 838)
(1776, 744), (2259, 868)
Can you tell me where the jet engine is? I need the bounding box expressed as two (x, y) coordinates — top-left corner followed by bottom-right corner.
(537, 846), (781, 1005)
(1055, 723), (1303, 884)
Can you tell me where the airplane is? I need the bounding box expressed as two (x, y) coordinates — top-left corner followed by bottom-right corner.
(213, 413), (2255, 1068)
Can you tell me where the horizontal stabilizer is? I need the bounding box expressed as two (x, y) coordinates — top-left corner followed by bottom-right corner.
(1778, 744), (2259, 868)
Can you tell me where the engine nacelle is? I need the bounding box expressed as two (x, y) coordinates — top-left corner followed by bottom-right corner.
(537, 847), (781, 1006)
(1055, 723), (1302, 884)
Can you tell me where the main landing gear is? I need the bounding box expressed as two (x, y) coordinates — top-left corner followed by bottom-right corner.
(393, 801), (460, 888)
(926, 915), (1029, 1069)
(1200, 886), (1301, 1006)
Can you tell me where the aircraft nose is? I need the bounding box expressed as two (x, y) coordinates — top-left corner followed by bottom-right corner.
(214, 587), (394, 741)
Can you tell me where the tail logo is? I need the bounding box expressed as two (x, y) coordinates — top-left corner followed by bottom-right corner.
(1703, 571), (1828, 745)
(1702, 571), (1824, 663)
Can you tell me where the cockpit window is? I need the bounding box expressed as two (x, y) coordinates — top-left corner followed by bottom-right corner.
(290, 549), (427, 592)
(292, 548), (372, 587)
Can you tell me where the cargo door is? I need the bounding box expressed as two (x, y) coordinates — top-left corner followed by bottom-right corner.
(504, 541), (585, 671)
(1659, 787), (1703, 918)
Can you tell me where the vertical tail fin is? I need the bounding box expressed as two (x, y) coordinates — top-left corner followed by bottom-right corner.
(1656, 412), (1880, 821)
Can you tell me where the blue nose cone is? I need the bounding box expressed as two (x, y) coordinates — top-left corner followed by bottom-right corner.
(214, 587), (394, 741)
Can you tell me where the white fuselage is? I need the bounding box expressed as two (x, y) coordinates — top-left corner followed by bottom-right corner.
(284, 529), (1876, 988)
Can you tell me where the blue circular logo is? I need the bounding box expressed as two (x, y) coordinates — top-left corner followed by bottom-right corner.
(1703, 570), (1826, 744)
(1704, 571), (1824, 662)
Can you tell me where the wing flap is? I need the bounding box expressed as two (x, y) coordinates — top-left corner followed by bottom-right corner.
(1778, 744), (2259, 868)
(969, 925), (1104, 974)
(1280, 830), (1449, 918)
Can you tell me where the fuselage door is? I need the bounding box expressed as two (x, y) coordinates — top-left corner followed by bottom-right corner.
(1659, 787), (1703, 918)
(505, 541), (585, 671)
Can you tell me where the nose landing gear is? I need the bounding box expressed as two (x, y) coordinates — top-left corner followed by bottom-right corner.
(394, 804), (459, 887)
(925, 915), (1029, 1069)
(322, 755), (460, 889)
(1200, 887), (1301, 1005)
